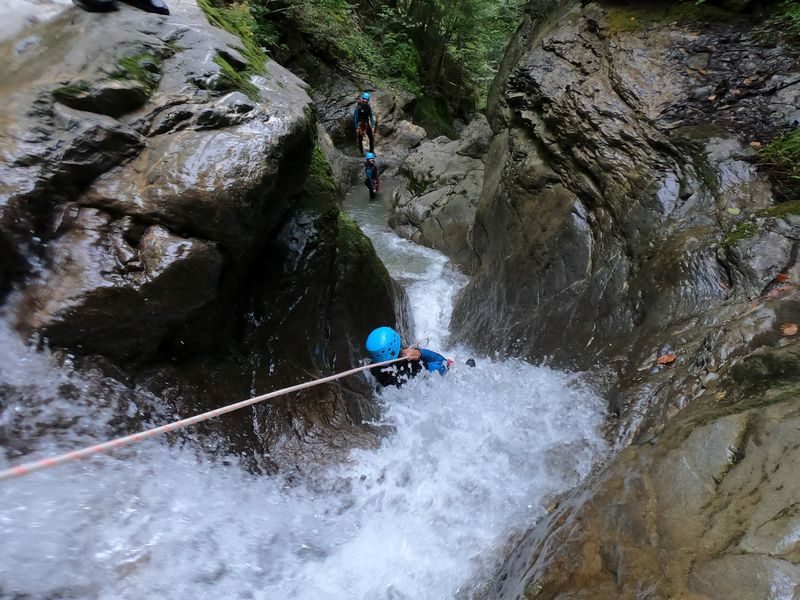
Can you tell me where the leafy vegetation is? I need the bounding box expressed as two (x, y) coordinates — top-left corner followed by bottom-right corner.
(759, 129), (800, 202)
(770, 0), (800, 36)
(249, 0), (525, 115)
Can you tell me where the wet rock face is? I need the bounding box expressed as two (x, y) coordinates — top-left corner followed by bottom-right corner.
(451, 1), (800, 437)
(390, 116), (492, 271)
(1, 1), (314, 352)
(1, 2), (401, 469)
(464, 2), (800, 597)
(487, 341), (800, 600)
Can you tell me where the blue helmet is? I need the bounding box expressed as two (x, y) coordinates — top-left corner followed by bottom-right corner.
(365, 152), (376, 160)
(366, 327), (401, 362)
(361, 91), (370, 101)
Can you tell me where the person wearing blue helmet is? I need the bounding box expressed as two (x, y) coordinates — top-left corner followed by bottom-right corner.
(353, 91), (376, 156)
(366, 326), (451, 388)
(364, 152), (381, 200)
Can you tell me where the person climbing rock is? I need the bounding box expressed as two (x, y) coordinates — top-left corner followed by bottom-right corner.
(73, 0), (169, 15)
(364, 152), (381, 200)
(353, 91), (376, 156)
(366, 326), (452, 389)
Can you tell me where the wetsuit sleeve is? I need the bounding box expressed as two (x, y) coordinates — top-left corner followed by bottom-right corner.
(354, 106), (358, 129)
(419, 348), (449, 375)
(369, 106), (375, 129)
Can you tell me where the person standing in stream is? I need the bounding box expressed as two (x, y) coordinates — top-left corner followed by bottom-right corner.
(364, 152), (381, 200)
(353, 91), (376, 156)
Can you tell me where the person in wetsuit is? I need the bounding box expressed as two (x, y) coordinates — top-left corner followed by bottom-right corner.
(364, 152), (380, 200)
(366, 326), (451, 388)
(353, 91), (376, 156)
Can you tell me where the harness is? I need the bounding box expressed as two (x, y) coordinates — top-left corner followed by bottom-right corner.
(356, 103), (372, 125)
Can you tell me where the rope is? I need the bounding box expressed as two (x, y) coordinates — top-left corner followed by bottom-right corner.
(0, 357), (407, 483)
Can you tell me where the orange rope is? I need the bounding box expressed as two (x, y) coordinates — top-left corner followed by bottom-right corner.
(0, 357), (406, 483)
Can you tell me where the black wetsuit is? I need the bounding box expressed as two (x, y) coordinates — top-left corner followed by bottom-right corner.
(369, 349), (449, 388)
(353, 102), (375, 154)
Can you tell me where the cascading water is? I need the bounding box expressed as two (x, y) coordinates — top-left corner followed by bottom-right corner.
(0, 185), (608, 600)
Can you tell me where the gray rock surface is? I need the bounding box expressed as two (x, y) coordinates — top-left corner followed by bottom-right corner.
(485, 340), (800, 600)
(391, 115), (491, 271)
(0, 0), (402, 469)
(464, 2), (800, 597)
(451, 1), (800, 440)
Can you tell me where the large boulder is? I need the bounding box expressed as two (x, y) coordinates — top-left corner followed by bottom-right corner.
(0, 1), (404, 469)
(391, 115), (492, 271)
(1, 0), (315, 347)
(451, 0), (800, 438)
(461, 1), (800, 596)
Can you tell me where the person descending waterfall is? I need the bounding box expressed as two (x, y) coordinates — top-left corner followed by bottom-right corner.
(364, 152), (381, 200)
(366, 326), (452, 389)
(353, 91), (376, 156)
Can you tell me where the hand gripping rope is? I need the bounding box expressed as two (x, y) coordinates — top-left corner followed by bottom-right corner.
(0, 357), (407, 483)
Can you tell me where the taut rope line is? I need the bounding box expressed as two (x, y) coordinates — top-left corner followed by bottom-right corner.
(0, 357), (406, 483)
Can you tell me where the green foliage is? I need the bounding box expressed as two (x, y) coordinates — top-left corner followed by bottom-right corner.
(772, 0), (800, 36)
(759, 129), (800, 201)
(249, 0), (525, 107)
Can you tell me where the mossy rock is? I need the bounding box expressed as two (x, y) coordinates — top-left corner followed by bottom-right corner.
(111, 53), (162, 95)
(303, 146), (337, 210)
(210, 53), (260, 101)
(52, 52), (163, 116)
(336, 213), (393, 292)
(721, 220), (758, 248)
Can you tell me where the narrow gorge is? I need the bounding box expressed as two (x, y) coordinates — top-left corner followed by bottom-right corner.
(1, 0), (799, 598)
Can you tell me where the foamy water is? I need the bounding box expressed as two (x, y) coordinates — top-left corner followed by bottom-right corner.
(0, 185), (608, 599)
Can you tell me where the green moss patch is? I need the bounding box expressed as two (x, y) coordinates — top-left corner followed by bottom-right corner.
(336, 213), (393, 294)
(302, 147), (337, 210)
(197, 0), (267, 101)
(721, 221), (758, 249)
(212, 54), (260, 101)
(412, 96), (456, 139)
(53, 81), (91, 102)
(756, 200), (800, 219)
(111, 53), (162, 95)
(198, 0), (266, 73)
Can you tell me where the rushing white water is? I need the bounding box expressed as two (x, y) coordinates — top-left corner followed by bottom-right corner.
(0, 185), (608, 600)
